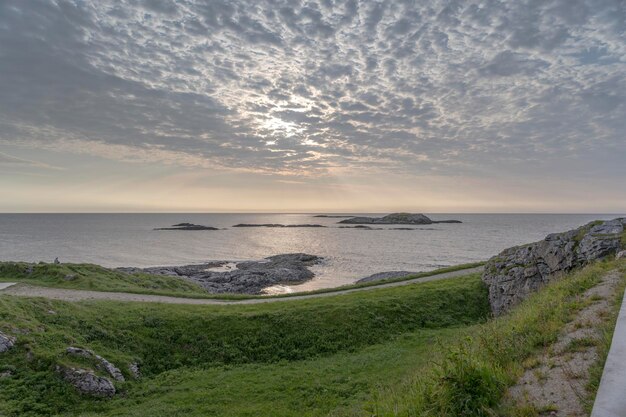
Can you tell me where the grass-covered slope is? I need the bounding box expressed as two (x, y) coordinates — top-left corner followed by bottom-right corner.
(0, 262), (207, 297)
(0, 274), (489, 416)
(1, 259), (623, 417)
(367, 258), (626, 417)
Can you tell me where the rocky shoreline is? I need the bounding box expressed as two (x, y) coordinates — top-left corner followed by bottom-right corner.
(118, 253), (323, 294)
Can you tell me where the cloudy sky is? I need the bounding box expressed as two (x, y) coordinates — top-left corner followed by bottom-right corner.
(0, 0), (625, 212)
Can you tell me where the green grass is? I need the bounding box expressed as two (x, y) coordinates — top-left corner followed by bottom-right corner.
(0, 260), (484, 300)
(78, 328), (472, 417)
(0, 273), (489, 416)
(1, 259), (624, 417)
(0, 262), (208, 297)
(364, 258), (626, 417)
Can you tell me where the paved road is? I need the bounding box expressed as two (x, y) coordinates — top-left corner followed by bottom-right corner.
(0, 266), (483, 305)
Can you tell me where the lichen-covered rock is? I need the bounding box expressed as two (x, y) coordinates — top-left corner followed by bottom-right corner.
(0, 331), (16, 353)
(482, 218), (625, 315)
(66, 347), (125, 381)
(128, 362), (140, 379)
(57, 366), (116, 397)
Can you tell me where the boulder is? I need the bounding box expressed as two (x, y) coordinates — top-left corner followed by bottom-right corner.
(482, 218), (626, 315)
(128, 362), (141, 379)
(617, 250), (626, 260)
(57, 366), (116, 397)
(66, 347), (124, 381)
(0, 332), (15, 353)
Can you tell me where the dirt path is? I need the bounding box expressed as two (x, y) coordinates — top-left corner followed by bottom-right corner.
(506, 269), (622, 416)
(0, 266), (483, 305)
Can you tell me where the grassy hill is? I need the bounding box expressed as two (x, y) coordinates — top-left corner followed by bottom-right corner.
(0, 259), (624, 416)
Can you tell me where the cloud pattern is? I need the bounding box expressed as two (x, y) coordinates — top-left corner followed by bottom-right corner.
(0, 0), (624, 178)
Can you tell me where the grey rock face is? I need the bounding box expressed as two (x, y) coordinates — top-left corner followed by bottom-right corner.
(356, 271), (415, 283)
(66, 347), (125, 381)
(482, 218), (626, 315)
(0, 331), (16, 353)
(119, 253), (323, 294)
(338, 213), (461, 225)
(57, 366), (116, 397)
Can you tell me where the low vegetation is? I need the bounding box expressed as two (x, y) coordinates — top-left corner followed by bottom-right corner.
(0, 259), (623, 416)
(0, 274), (489, 416)
(0, 262), (207, 297)
(367, 258), (626, 417)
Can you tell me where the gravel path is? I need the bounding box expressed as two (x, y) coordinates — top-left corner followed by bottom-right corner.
(0, 266), (483, 305)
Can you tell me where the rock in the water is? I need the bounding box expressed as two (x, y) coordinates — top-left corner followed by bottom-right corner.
(66, 347), (125, 381)
(338, 225), (380, 230)
(0, 332), (16, 353)
(57, 366), (116, 397)
(338, 213), (461, 225)
(357, 271), (415, 283)
(313, 215), (354, 218)
(482, 218), (626, 316)
(154, 223), (219, 231)
(617, 250), (626, 260)
(232, 224), (325, 228)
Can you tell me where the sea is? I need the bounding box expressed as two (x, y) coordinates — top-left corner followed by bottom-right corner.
(0, 213), (623, 293)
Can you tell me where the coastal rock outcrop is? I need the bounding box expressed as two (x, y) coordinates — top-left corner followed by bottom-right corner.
(119, 253), (323, 294)
(338, 213), (461, 225)
(482, 218), (626, 315)
(57, 366), (116, 397)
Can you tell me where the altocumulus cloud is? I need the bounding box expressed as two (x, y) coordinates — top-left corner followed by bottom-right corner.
(0, 0), (624, 178)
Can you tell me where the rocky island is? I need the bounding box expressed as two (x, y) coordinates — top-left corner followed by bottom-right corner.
(232, 224), (326, 228)
(338, 213), (461, 225)
(154, 223), (219, 231)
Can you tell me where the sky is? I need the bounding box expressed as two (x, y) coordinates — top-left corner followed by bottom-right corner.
(0, 0), (625, 213)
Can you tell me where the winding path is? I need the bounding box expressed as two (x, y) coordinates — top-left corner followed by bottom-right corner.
(0, 266), (483, 305)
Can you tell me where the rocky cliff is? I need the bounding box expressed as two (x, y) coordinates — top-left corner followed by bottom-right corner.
(482, 218), (626, 315)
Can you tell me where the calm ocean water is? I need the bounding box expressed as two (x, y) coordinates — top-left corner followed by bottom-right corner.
(0, 213), (623, 292)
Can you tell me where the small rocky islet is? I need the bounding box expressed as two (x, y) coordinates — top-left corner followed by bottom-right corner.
(154, 223), (219, 231)
(337, 213), (462, 225)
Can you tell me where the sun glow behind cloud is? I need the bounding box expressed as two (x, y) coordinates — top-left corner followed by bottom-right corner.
(0, 0), (624, 211)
